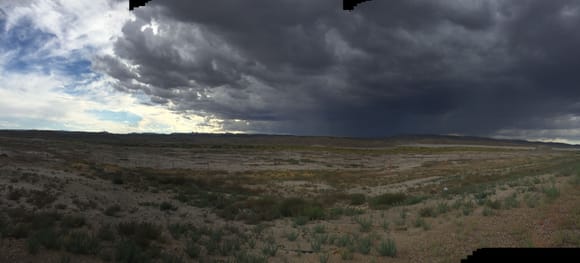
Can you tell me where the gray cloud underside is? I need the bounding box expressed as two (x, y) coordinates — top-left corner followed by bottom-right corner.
(94, 0), (580, 138)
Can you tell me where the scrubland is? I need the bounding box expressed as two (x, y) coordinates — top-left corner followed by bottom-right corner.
(1, 131), (579, 262)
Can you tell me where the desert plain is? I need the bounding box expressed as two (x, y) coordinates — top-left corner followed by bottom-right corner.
(1, 130), (580, 263)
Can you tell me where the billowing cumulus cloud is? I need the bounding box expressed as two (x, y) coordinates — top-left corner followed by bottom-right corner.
(3, 0), (580, 142)
(0, 0), (222, 134)
(92, 0), (580, 140)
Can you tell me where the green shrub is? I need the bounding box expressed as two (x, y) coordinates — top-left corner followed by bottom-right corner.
(173, 192), (190, 203)
(313, 224), (326, 234)
(235, 251), (268, 263)
(185, 240), (201, 259)
(117, 221), (161, 247)
(349, 194), (366, 205)
(29, 211), (61, 230)
(543, 185), (560, 200)
(159, 253), (184, 263)
(7, 223), (29, 238)
(482, 207), (495, 216)
(33, 228), (60, 250)
(414, 217), (431, 230)
(344, 207), (365, 216)
(340, 248), (354, 260)
(0, 216), (6, 235)
(452, 198), (464, 210)
(436, 202), (450, 214)
(191, 226), (209, 241)
(328, 207), (364, 219)
(63, 231), (100, 255)
(311, 237), (323, 252)
(230, 197), (326, 223)
(475, 197), (489, 206)
(97, 224), (115, 242)
(327, 234), (338, 245)
(368, 193), (407, 209)
(61, 215), (86, 229)
(336, 234), (353, 247)
(167, 223), (189, 240)
(473, 190), (494, 205)
(570, 174), (580, 186)
(26, 236), (41, 254)
(278, 198), (309, 216)
(503, 193), (520, 209)
(356, 235), (372, 255)
(286, 231), (299, 241)
(216, 196), (255, 220)
(462, 206), (473, 216)
(160, 202), (177, 211)
(381, 219), (390, 230)
(317, 234), (329, 244)
(7, 188), (25, 201)
(327, 208), (343, 219)
(58, 255), (71, 263)
(115, 240), (151, 263)
(111, 174), (124, 185)
(309, 234), (328, 252)
(218, 237), (242, 256)
(556, 230), (580, 247)
(524, 193), (541, 208)
(251, 223), (267, 236)
(319, 253), (330, 263)
(26, 190), (57, 209)
(205, 238), (225, 256)
(461, 201), (474, 215)
(261, 241), (278, 256)
(104, 204), (122, 217)
(394, 219), (406, 228)
(399, 208), (407, 219)
(279, 198), (325, 220)
(484, 199), (502, 210)
(377, 238), (397, 257)
(292, 216), (309, 226)
(247, 235), (257, 248)
(353, 216), (372, 232)
(204, 228), (223, 255)
(419, 206), (435, 217)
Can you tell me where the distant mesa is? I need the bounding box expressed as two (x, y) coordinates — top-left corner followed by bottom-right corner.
(129, 0), (152, 11)
(344, 0), (374, 11)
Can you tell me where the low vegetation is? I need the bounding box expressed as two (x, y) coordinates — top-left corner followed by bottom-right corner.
(2, 132), (580, 262)
(377, 238), (397, 257)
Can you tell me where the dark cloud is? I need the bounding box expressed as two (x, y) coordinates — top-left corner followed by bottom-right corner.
(95, 0), (580, 138)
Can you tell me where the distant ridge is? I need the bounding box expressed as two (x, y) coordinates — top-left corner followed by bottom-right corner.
(0, 130), (576, 149)
(386, 134), (577, 148)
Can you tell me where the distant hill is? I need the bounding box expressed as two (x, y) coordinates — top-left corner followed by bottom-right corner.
(0, 130), (576, 149)
(386, 134), (578, 148)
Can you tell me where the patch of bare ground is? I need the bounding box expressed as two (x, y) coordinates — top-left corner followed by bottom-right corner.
(398, 179), (580, 263)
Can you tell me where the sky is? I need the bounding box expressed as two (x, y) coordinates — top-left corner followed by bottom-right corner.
(1, 0), (580, 143)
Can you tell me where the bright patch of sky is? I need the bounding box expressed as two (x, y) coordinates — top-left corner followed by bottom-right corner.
(87, 110), (142, 126)
(0, 0), (223, 134)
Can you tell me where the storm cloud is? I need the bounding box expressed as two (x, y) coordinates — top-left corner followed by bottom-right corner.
(95, 0), (580, 139)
